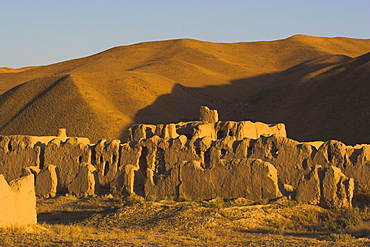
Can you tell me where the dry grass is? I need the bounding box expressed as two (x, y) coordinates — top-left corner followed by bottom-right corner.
(1, 195), (370, 246)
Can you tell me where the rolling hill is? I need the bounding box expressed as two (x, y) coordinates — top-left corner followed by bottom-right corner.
(0, 35), (369, 144)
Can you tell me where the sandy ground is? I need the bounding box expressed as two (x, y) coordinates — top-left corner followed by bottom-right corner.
(1, 195), (370, 246)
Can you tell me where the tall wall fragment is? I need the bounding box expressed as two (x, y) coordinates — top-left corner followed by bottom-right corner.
(0, 174), (37, 227)
(35, 164), (58, 198)
(44, 137), (92, 195)
(296, 166), (354, 208)
(313, 140), (370, 192)
(94, 140), (121, 188)
(248, 135), (317, 188)
(0, 136), (40, 183)
(181, 159), (281, 201)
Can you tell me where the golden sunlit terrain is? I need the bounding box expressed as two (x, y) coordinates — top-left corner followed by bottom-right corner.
(1, 35), (370, 246)
(0, 35), (369, 144)
(2, 195), (370, 246)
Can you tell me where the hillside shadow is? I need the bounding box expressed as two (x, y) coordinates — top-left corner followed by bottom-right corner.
(132, 59), (350, 143)
(133, 72), (279, 125)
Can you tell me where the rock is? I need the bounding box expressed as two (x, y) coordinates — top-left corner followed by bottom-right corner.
(22, 165), (40, 177)
(180, 161), (216, 200)
(245, 159), (282, 201)
(127, 106), (285, 142)
(200, 106), (219, 124)
(0, 174), (37, 227)
(156, 124), (179, 139)
(145, 164), (180, 200)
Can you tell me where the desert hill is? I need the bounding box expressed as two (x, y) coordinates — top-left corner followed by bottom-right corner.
(220, 52), (370, 144)
(0, 35), (369, 143)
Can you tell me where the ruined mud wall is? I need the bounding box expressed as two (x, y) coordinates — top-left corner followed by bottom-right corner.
(0, 107), (368, 209)
(128, 106), (286, 142)
(0, 174), (37, 227)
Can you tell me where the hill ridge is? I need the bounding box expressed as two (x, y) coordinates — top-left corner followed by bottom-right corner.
(0, 36), (369, 143)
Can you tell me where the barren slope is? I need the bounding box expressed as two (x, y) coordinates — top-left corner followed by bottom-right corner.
(0, 35), (369, 142)
(221, 52), (370, 145)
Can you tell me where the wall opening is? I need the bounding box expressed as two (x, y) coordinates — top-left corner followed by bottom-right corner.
(155, 148), (165, 174)
(221, 149), (227, 158)
(139, 147), (148, 178)
(204, 149), (211, 169)
(135, 147), (149, 197)
(104, 161), (109, 176)
(7, 141), (12, 152)
(247, 146), (254, 157)
(112, 154), (117, 164)
(217, 130), (225, 139)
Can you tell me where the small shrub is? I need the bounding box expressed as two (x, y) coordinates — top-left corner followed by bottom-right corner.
(161, 196), (176, 201)
(0, 236), (15, 246)
(261, 217), (296, 234)
(355, 189), (370, 204)
(230, 197), (255, 206)
(259, 198), (269, 205)
(206, 197), (226, 208)
(177, 195), (192, 202)
(0, 225), (28, 234)
(146, 194), (159, 201)
(125, 194), (144, 202)
(321, 208), (363, 233)
(352, 226), (370, 237)
(294, 208), (321, 227)
(321, 233), (355, 243)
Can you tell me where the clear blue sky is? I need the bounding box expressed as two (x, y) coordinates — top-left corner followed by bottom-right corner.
(1, 0), (369, 68)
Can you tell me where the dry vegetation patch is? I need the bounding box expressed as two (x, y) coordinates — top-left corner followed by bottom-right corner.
(1, 195), (370, 246)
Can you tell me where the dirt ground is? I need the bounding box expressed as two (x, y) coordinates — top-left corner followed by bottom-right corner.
(1, 195), (370, 246)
